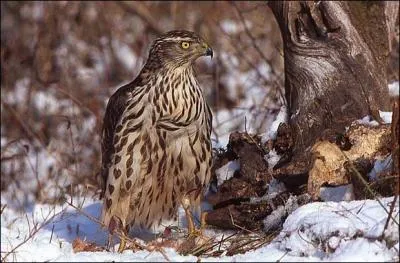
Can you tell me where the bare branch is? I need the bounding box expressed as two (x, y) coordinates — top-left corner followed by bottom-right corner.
(116, 1), (163, 35)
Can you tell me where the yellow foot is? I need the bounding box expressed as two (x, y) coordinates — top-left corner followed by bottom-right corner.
(181, 195), (211, 242)
(188, 212), (209, 243)
(117, 235), (127, 253)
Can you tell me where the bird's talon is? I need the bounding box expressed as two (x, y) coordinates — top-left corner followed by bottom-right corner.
(187, 228), (202, 238)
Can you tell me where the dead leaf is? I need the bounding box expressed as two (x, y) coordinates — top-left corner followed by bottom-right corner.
(72, 238), (104, 253)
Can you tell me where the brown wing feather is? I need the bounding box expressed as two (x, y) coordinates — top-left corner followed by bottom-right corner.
(100, 80), (138, 198)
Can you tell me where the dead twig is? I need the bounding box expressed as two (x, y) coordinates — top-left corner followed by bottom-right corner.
(382, 194), (399, 235)
(228, 207), (259, 235)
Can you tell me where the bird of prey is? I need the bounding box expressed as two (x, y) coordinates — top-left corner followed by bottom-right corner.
(100, 30), (213, 252)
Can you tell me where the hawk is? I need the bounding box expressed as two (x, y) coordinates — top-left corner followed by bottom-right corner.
(100, 30), (213, 252)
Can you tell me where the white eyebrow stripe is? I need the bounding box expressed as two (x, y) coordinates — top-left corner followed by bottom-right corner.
(162, 37), (195, 42)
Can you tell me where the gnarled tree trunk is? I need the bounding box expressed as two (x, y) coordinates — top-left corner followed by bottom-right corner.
(268, 1), (398, 174)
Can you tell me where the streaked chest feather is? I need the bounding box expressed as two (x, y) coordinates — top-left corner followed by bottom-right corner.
(122, 67), (209, 139)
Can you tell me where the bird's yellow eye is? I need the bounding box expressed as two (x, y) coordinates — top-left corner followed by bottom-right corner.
(181, 41), (190, 49)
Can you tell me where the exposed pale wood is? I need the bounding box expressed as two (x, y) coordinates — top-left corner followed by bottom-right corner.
(268, 1), (395, 172)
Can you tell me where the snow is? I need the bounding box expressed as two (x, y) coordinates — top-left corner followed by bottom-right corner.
(112, 39), (137, 71)
(356, 111), (393, 126)
(261, 105), (288, 144)
(249, 178), (287, 203)
(33, 90), (61, 114)
(215, 160), (240, 186)
(211, 51), (279, 148)
(354, 82), (398, 126)
(264, 149), (281, 172)
(273, 197), (399, 261)
(4, 78), (29, 106)
(2, 195), (398, 262)
(388, 81), (399, 97)
(320, 185), (355, 202)
(220, 20), (239, 35)
(266, 178), (287, 197)
(1, 18), (398, 262)
(368, 154), (393, 181)
(379, 111), (393, 124)
(262, 194), (305, 232)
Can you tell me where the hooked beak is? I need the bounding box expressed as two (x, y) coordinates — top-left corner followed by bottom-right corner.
(202, 43), (213, 59)
(205, 47), (213, 58)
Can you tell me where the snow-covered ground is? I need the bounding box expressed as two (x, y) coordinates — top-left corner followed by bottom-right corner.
(2, 79), (399, 262)
(2, 6), (399, 260)
(1, 196), (398, 262)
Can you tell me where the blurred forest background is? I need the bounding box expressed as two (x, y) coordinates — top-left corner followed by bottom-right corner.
(1, 1), (285, 209)
(1, 1), (399, 211)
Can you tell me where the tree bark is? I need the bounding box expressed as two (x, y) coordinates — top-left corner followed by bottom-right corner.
(268, 1), (398, 174)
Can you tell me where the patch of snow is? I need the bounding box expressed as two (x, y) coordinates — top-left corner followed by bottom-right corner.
(250, 178), (287, 204)
(356, 110), (392, 127)
(1, 194), (399, 262)
(320, 185), (355, 202)
(379, 111), (393, 124)
(353, 81), (398, 127)
(1, 139), (66, 211)
(356, 115), (379, 126)
(34, 90), (60, 114)
(211, 51), (278, 148)
(261, 105), (288, 143)
(327, 237), (395, 262)
(112, 39), (137, 71)
(263, 195), (304, 232)
(388, 81), (399, 97)
(215, 160), (240, 186)
(211, 108), (243, 148)
(264, 149), (281, 172)
(5, 77), (29, 105)
(263, 205), (287, 232)
(1, 137), (8, 148)
(328, 236), (340, 251)
(81, 115), (97, 135)
(276, 197), (399, 261)
(368, 154), (393, 181)
(266, 178), (287, 197)
(220, 20), (239, 34)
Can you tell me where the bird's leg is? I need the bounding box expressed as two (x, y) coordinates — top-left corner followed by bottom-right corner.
(181, 195), (197, 235)
(118, 224), (131, 253)
(181, 192), (210, 238)
(106, 233), (114, 251)
(199, 211), (208, 235)
(109, 216), (127, 253)
(185, 207), (196, 234)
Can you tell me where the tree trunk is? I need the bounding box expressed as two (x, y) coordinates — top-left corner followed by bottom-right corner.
(268, 1), (398, 174)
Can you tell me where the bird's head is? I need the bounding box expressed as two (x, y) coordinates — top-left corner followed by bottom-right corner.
(146, 30), (213, 69)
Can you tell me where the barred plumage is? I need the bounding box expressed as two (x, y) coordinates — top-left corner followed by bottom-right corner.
(100, 30), (213, 240)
